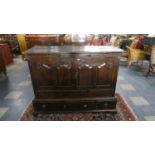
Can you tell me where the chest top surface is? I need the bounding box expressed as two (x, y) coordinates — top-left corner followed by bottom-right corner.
(26, 45), (123, 55)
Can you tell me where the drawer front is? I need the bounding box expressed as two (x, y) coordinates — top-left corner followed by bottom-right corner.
(33, 99), (116, 112)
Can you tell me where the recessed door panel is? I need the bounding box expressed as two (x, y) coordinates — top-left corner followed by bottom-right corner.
(75, 54), (94, 88)
(74, 54), (117, 89)
(57, 64), (73, 88)
(28, 55), (59, 90)
(95, 62), (112, 87)
(77, 64), (94, 88)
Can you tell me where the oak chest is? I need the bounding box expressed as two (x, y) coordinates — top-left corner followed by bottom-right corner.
(26, 45), (122, 113)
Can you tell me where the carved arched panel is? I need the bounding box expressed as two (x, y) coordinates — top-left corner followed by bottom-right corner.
(77, 64), (94, 88)
(57, 64), (73, 88)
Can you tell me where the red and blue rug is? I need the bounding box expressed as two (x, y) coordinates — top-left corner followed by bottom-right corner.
(20, 94), (137, 121)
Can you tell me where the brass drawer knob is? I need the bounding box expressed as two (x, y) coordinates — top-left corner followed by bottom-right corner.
(104, 103), (108, 108)
(83, 104), (87, 108)
(42, 104), (46, 109)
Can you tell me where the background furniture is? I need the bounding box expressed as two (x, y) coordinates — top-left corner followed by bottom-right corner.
(0, 34), (19, 57)
(119, 35), (147, 67)
(25, 35), (61, 49)
(26, 45), (123, 113)
(25, 34), (86, 47)
(16, 34), (28, 59)
(126, 46), (146, 67)
(0, 48), (6, 75)
(143, 36), (155, 76)
(0, 43), (13, 65)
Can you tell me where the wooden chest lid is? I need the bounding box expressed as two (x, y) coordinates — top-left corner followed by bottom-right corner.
(26, 45), (123, 55)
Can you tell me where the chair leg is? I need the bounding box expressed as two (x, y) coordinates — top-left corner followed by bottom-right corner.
(146, 68), (151, 77)
(146, 64), (152, 77)
(140, 61), (144, 68)
(128, 60), (132, 68)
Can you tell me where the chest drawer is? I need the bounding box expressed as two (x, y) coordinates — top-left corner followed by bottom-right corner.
(33, 97), (116, 112)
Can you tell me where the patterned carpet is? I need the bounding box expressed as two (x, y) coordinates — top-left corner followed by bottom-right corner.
(20, 94), (137, 121)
